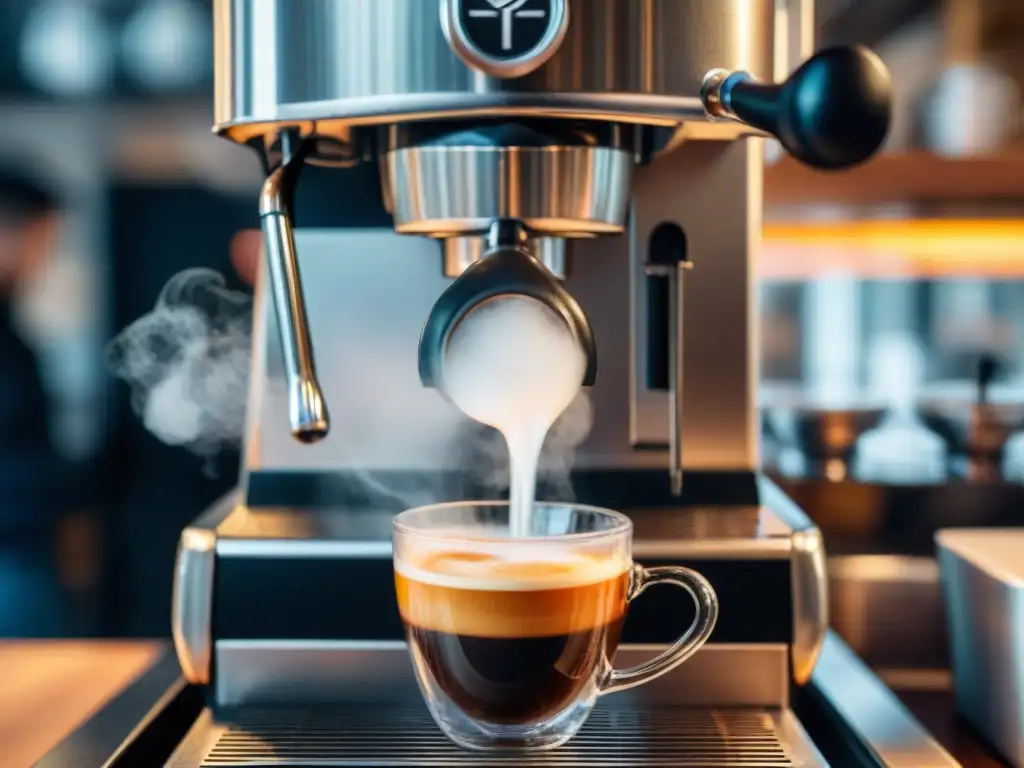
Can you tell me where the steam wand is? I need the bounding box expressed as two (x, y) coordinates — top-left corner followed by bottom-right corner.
(259, 131), (329, 443)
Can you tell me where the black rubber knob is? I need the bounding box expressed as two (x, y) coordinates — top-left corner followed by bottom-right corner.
(725, 45), (892, 170)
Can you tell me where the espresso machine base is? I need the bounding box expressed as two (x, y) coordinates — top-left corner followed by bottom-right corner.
(37, 632), (957, 768)
(124, 474), (957, 767)
(169, 704), (823, 767)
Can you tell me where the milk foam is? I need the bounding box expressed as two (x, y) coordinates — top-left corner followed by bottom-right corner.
(442, 297), (586, 538)
(396, 545), (629, 592)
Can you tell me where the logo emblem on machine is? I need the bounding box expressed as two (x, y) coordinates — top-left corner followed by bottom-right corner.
(441, 0), (568, 79)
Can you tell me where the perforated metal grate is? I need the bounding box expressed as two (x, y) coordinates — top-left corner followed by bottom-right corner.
(201, 705), (799, 766)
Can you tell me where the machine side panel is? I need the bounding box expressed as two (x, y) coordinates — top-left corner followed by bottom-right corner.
(630, 140), (762, 469)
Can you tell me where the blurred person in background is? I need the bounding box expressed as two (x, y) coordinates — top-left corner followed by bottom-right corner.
(0, 167), (91, 637)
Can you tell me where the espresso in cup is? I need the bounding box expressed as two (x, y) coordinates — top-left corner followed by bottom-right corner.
(395, 545), (629, 724)
(393, 502), (718, 752)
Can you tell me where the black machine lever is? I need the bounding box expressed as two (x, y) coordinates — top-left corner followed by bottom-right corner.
(703, 46), (892, 170)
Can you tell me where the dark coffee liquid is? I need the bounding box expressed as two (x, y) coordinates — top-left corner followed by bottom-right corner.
(408, 619), (624, 724)
(395, 548), (630, 726)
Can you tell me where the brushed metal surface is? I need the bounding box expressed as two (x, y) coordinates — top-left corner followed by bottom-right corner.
(168, 705), (823, 767)
(829, 556), (948, 671)
(937, 528), (1024, 768)
(172, 493), (238, 685)
(242, 228), (662, 474)
(213, 0), (775, 140)
(811, 631), (960, 768)
(213, 641), (789, 710)
(774, 0), (814, 79)
(630, 139), (761, 469)
(384, 144), (634, 236)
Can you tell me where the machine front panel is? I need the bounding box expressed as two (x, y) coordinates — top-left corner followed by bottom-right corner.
(215, 0), (775, 135)
(212, 550), (793, 645)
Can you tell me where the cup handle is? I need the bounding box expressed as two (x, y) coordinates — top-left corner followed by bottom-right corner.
(600, 564), (719, 695)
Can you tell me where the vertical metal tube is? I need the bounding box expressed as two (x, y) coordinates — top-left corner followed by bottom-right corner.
(668, 262), (692, 495)
(258, 137), (329, 442)
(775, 0), (814, 80)
(667, 267), (683, 494)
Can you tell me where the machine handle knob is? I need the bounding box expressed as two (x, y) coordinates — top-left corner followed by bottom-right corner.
(707, 46), (892, 170)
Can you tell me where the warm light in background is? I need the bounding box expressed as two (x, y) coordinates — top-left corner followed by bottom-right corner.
(763, 219), (1024, 280)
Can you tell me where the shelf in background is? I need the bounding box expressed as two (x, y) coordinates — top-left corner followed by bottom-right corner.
(762, 151), (1024, 280)
(764, 151), (1024, 209)
(761, 218), (1024, 280)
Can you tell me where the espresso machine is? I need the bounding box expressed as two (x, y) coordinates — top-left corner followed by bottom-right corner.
(46, 1), (966, 766)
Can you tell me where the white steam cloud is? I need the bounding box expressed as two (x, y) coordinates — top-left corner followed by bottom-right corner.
(105, 268), (594, 505)
(106, 268), (251, 462)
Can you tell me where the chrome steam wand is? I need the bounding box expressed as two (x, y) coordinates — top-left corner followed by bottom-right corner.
(258, 131), (329, 443)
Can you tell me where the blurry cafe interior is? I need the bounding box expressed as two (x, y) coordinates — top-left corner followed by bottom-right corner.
(4, 0), (1024, 767)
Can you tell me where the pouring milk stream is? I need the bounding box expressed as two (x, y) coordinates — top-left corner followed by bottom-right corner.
(442, 296), (586, 536)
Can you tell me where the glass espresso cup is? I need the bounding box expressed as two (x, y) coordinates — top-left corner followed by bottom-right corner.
(392, 501), (719, 751)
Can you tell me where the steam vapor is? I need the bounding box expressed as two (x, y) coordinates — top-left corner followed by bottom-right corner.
(105, 269), (594, 506)
(106, 268), (252, 462)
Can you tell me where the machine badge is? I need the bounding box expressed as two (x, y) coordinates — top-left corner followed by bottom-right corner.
(441, 0), (569, 79)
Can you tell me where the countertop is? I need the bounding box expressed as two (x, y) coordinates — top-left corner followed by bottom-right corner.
(894, 688), (1010, 768)
(0, 641), (162, 768)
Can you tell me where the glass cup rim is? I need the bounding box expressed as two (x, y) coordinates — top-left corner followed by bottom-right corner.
(392, 500), (633, 545)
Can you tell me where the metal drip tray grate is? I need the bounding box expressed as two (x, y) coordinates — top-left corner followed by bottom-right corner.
(195, 705), (813, 767)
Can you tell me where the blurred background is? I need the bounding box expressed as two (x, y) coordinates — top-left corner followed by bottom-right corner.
(0, 0), (1022, 640)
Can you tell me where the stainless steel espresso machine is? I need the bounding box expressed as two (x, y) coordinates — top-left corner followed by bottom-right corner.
(48, 2), (967, 766)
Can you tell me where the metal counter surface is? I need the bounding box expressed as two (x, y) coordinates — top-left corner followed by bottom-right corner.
(0, 641), (162, 767)
(888, 677), (1012, 768)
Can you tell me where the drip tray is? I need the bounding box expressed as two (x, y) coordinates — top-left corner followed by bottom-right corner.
(168, 704), (826, 767)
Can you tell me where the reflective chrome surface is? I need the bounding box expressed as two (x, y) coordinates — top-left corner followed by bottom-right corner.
(791, 526), (827, 685)
(210, 502), (796, 559)
(442, 227), (572, 278)
(213, 641), (789, 709)
(384, 143), (634, 236)
(532, 236), (570, 279)
(259, 154), (329, 442)
(169, 704), (823, 767)
(937, 528), (1024, 768)
(759, 478), (828, 684)
(214, 0), (775, 141)
(811, 631), (960, 767)
(441, 236), (485, 277)
(171, 494), (239, 685)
